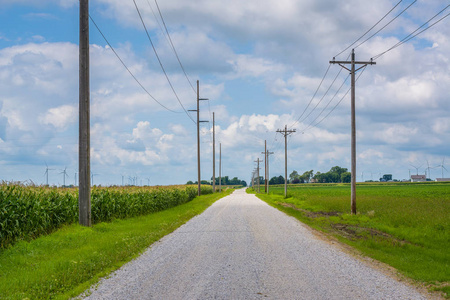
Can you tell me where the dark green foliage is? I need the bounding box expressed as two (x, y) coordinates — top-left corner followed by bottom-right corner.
(269, 175), (285, 185)
(0, 186), (78, 248)
(313, 166), (349, 183)
(0, 185), (212, 248)
(341, 172), (351, 183)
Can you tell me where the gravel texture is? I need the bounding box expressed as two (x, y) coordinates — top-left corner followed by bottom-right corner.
(82, 188), (427, 299)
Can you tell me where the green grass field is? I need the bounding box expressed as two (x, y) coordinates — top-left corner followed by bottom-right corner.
(254, 182), (450, 297)
(0, 189), (232, 300)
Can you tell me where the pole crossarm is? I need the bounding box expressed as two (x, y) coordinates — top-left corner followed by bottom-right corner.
(330, 51), (376, 71)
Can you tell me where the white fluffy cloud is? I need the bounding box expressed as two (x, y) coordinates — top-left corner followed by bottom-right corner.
(1, 0), (449, 185)
(40, 105), (77, 130)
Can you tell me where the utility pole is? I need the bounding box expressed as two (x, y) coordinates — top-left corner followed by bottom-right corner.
(263, 140), (267, 192)
(212, 112), (216, 192)
(330, 49), (375, 215)
(189, 80), (208, 196)
(219, 143), (222, 192)
(263, 148), (274, 194)
(261, 140), (274, 193)
(254, 158), (262, 193)
(79, 0), (91, 227)
(276, 125), (296, 198)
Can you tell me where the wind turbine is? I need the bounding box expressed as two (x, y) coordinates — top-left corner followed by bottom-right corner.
(436, 157), (448, 178)
(44, 162), (55, 186)
(91, 172), (99, 186)
(410, 164), (422, 175)
(60, 167), (69, 187)
(146, 178), (151, 186)
(426, 160), (436, 180)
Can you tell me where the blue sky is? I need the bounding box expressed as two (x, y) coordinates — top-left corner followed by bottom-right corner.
(0, 0), (449, 186)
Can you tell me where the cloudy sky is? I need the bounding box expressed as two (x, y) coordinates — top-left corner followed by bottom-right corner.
(0, 0), (449, 186)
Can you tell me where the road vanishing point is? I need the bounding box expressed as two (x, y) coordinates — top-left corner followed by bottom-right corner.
(83, 189), (428, 300)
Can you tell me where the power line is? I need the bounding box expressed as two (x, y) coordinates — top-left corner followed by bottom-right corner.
(132, 0), (196, 124)
(300, 73), (350, 132)
(353, 0), (417, 51)
(289, 64), (331, 129)
(290, 51), (352, 131)
(372, 5), (450, 61)
(146, 0), (171, 46)
(89, 15), (178, 113)
(301, 67), (345, 123)
(154, 0), (197, 94)
(334, 0), (404, 58)
(206, 99), (214, 143)
(294, 65), (345, 128)
(304, 65), (368, 132)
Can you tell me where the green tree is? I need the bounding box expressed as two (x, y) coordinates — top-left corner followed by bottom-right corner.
(292, 177), (301, 184)
(269, 176), (285, 185)
(289, 170), (299, 183)
(329, 166), (348, 182)
(341, 172), (351, 183)
(277, 175), (285, 184)
(301, 170), (314, 183)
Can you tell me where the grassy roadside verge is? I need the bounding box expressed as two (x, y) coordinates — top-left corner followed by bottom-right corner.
(251, 185), (449, 298)
(0, 189), (232, 300)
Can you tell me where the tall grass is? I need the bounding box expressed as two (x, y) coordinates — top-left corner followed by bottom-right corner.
(0, 184), (212, 249)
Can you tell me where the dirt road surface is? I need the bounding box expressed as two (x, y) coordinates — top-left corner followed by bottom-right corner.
(83, 189), (427, 299)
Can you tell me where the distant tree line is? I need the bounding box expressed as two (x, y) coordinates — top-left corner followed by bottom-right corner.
(186, 176), (247, 187)
(269, 166), (351, 185)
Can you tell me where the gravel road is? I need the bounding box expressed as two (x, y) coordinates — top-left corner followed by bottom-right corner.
(83, 188), (428, 299)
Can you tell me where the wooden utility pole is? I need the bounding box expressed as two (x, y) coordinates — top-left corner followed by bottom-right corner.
(254, 158), (262, 193)
(189, 80), (208, 196)
(261, 140), (274, 193)
(212, 112), (216, 192)
(219, 143), (222, 192)
(79, 0), (91, 227)
(252, 170), (256, 190)
(276, 125), (296, 198)
(263, 140), (267, 192)
(266, 150), (273, 194)
(262, 146), (274, 194)
(330, 49), (375, 214)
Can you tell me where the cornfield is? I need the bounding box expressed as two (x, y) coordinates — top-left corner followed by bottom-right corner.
(0, 184), (212, 248)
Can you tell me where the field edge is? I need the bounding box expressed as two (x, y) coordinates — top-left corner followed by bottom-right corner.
(251, 189), (447, 299)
